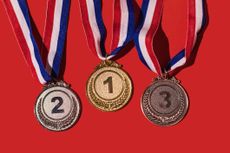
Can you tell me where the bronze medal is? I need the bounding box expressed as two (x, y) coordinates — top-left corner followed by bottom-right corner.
(141, 77), (189, 126)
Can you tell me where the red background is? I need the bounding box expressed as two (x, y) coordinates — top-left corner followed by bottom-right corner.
(0, 0), (229, 152)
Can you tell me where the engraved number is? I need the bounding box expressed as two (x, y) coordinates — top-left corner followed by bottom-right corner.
(51, 97), (64, 114)
(103, 76), (113, 93)
(159, 91), (171, 108)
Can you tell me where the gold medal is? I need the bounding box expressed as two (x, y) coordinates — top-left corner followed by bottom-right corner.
(86, 60), (132, 111)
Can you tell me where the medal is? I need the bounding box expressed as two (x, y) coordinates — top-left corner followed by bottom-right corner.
(87, 60), (132, 111)
(80, 0), (135, 111)
(36, 81), (80, 131)
(141, 77), (188, 126)
(134, 0), (206, 126)
(4, 0), (81, 131)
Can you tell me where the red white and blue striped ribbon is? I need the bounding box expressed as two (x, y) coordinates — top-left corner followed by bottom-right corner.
(134, 0), (206, 76)
(3, 0), (70, 84)
(80, 0), (135, 60)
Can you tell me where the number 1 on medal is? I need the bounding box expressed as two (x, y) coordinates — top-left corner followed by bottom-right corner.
(103, 76), (113, 93)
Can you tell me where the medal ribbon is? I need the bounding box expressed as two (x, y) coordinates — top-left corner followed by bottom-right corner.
(80, 0), (135, 60)
(3, 0), (70, 84)
(134, 0), (206, 76)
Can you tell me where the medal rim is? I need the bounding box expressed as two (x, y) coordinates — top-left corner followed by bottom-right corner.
(141, 78), (189, 127)
(86, 61), (133, 112)
(35, 82), (81, 131)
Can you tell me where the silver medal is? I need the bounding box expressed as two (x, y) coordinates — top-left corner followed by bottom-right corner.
(35, 81), (81, 131)
(141, 77), (189, 126)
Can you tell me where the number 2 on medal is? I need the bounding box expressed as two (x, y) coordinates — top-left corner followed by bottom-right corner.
(103, 76), (113, 93)
(51, 97), (64, 114)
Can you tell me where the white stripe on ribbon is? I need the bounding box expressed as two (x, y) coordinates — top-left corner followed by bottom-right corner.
(117, 0), (129, 47)
(47, 0), (64, 74)
(138, 0), (157, 73)
(11, 0), (46, 84)
(86, 0), (105, 60)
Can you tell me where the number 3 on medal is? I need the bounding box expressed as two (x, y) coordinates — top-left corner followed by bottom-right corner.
(159, 91), (171, 108)
(103, 76), (113, 93)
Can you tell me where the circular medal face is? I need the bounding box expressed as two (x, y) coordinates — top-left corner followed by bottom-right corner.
(141, 78), (189, 126)
(35, 82), (81, 131)
(87, 61), (132, 111)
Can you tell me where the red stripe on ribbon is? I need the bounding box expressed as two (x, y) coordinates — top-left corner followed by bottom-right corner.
(185, 0), (196, 59)
(145, 0), (163, 75)
(43, 0), (56, 63)
(111, 0), (121, 51)
(79, 0), (99, 57)
(3, 0), (37, 77)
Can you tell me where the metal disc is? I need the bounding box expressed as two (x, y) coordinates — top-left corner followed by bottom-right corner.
(35, 81), (81, 131)
(86, 60), (133, 112)
(141, 77), (189, 126)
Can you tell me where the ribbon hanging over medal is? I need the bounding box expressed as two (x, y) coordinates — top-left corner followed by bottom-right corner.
(135, 0), (206, 126)
(3, 0), (81, 131)
(80, 0), (135, 111)
(3, 0), (206, 130)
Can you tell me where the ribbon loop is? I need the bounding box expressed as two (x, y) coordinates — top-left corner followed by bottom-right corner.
(3, 0), (70, 84)
(134, 0), (206, 75)
(80, 0), (135, 60)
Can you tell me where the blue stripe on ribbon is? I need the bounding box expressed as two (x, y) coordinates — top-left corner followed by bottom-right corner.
(125, 0), (135, 43)
(201, 0), (206, 29)
(93, 0), (107, 57)
(166, 49), (185, 71)
(134, 0), (150, 68)
(18, 0), (51, 82)
(52, 0), (70, 78)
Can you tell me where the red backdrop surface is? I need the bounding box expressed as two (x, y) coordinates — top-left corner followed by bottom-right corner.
(0, 0), (229, 152)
